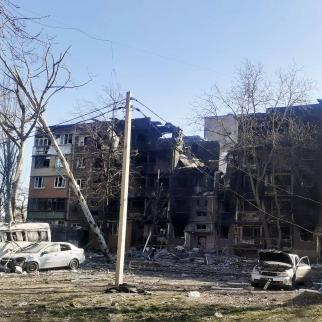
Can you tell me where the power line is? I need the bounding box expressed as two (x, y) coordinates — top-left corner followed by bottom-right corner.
(134, 98), (322, 207)
(132, 98), (168, 124)
(133, 98), (320, 238)
(8, 4), (218, 74)
(0, 99), (126, 146)
(185, 132), (322, 207)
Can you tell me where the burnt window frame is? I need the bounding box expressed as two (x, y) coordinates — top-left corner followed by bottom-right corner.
(34, 156), (50, 168)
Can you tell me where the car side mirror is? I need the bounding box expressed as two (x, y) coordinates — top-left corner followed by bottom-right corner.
(41, 251), (48, 256)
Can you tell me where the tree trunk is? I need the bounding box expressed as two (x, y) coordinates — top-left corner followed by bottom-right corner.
(272, 174), (282, 249)
(254, 193), (272, 249)
(273, 199), (282, 250)
(4, 166), (12, 222)
(10, 144), (24, 222)
(38, 115), (112, 261)
(259, 204), (272, 249)
(251, 174), (272, 249)
(4, 198), (11, 223)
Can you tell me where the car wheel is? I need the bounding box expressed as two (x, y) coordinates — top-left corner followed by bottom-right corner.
(69, 258), (79, 270)
(25, 261), (39, 273)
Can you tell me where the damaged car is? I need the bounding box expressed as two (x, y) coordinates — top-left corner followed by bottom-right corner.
(0, 242), (85, 273)
(251, 250), (311, 289)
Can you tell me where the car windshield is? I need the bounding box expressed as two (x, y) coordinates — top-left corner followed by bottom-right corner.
(259, 252), (293, 265)
(19, 243), (45, 253)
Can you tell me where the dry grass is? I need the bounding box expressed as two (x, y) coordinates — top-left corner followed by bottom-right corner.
(0, 269), (321, 321)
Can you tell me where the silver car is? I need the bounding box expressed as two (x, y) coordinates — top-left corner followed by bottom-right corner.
(251, 250), (311, 289)
(0, 242), (85, 273)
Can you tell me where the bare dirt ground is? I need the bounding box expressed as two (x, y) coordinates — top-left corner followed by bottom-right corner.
(0, 254), (322, 321)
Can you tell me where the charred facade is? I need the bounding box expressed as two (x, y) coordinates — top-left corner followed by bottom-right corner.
(206, 101), (322, 259)
(27, 118), (221, 251)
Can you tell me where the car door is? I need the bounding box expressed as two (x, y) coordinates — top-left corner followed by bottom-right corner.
(57, 243), (73, 267)
(295, 256), (311, 282)
(39, 244), (61, 269)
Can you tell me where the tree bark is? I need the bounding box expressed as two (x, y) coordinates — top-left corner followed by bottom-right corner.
(10, 143), (24, 222)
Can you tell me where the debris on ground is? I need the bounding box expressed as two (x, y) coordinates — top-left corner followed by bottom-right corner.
(105, 283), (147, 294)
(126, 248), (255, 279)
(214, 311), (224, 318)
(188, 291), (200, 298)
(0, 253), (320, 320)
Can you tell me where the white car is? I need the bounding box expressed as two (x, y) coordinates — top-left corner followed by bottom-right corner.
(0, 242), (85, 273)
(251, 250), (311, 289)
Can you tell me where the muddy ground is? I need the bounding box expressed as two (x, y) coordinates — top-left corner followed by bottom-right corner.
(0, 254), (322, 321)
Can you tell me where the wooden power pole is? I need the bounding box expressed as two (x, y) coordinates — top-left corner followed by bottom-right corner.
(115, 91), (132, 286)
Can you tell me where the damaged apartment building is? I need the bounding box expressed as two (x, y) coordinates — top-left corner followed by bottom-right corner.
(205, 100), (322, 259)
(27, 117), (221, 251)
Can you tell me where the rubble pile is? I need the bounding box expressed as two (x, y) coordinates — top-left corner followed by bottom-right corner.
(127, 248), (255, 277)
(81, 253), (114, 271)
(79, 248), (255, 279)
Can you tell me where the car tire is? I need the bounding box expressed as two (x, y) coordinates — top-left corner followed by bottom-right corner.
(69, 259), (79, 270)
(25, 261), (39, 273)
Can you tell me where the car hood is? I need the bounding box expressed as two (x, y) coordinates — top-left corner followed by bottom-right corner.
(5, 252), (37, 259)
(258, 251), (293, 266)
(258, 260), (293, 269)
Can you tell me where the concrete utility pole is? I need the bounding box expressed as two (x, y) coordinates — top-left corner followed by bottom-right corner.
(115, 91), (132, 286)
(37, 115), (112, 260)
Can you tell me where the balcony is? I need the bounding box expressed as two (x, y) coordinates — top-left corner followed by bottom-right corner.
(32, 146), (50, 155)
(48, 145), (72, 155)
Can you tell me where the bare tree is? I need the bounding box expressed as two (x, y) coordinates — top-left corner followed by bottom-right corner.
(73, 92), (124, 206)
(197, 61), (315, 248)
(0, 1), (112, 258)
(0, 45), (74, 222)
(14, 186), (28, 222)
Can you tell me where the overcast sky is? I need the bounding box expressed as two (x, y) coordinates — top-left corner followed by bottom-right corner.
(15, 0), (322, 187)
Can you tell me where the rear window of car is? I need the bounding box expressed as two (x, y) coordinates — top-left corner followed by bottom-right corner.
(60, 244), (71, 251)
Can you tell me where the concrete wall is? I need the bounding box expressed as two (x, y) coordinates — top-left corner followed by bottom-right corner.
(204, 115), (238, 150)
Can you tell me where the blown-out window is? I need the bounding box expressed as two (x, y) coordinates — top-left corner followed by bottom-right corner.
(34, 156), (50, 168)
(60, 134), (73, 145)
(76, 158), (85, 168)
(54, 176), (66, 188)
(35, 137), (49, 146)
(299, 229), (313, 242)
(76, 179), (85, 190)
(34, 177), (44, 189)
